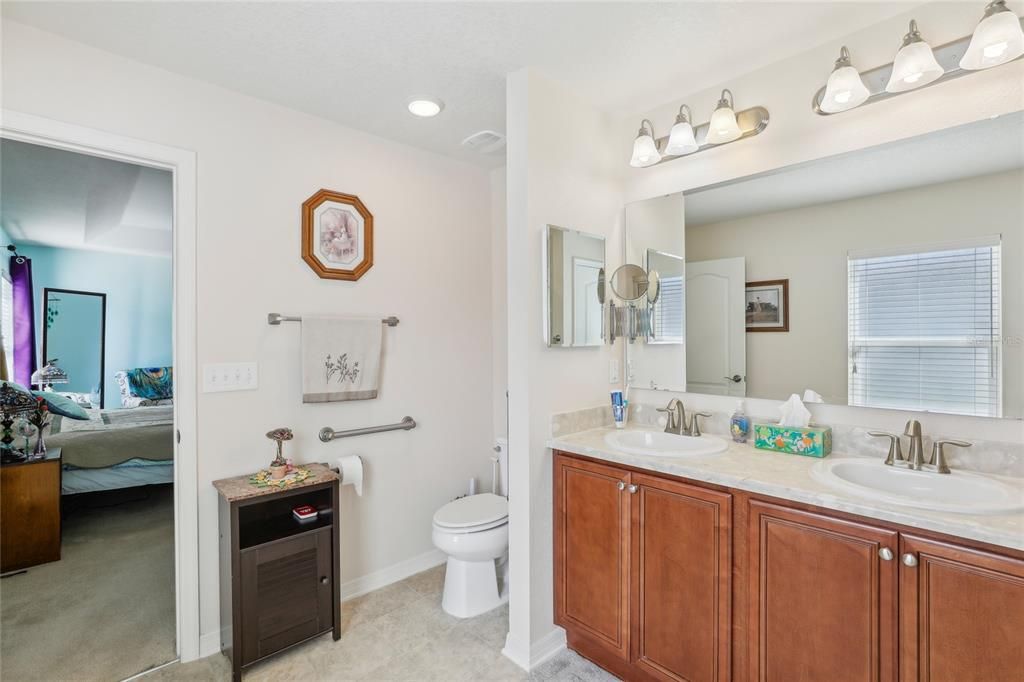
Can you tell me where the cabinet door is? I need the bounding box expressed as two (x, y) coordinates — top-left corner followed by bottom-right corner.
(239, 528), (333, 664)
(632, 473), (731, 682)
(748, 501), (898, 682)
(899, 535), (1024, 682)
(554, 454), (631, 661)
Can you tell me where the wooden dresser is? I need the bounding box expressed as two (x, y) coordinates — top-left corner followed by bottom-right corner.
(214, 463), (340, 682)
(1, 448), (62, 574)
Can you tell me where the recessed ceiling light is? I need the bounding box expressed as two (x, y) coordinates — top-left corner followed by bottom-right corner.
(408, 98), (444, 117)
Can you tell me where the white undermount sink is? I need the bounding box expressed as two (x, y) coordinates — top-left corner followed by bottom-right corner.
(604, 430), (728, 458)
(812, 458), (1024, 515)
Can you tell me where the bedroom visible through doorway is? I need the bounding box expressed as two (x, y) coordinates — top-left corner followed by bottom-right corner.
(0, 139), (177, 681)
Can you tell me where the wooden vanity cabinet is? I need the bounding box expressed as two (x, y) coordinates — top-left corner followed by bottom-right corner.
(554, 453), (732, 682)
(553, 450), (1024, 682)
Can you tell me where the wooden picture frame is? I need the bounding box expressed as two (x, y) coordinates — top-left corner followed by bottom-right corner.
(301, 189), (373, 281)
(745, 279), (789, 332)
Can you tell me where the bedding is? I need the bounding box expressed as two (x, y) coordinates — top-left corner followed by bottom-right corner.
(62, 458), (174, 495)
(115, 367), (173, 407)
(47, 405), (174, 469)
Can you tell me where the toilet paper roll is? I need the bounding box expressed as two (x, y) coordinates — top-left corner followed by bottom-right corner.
(336, 455), (364, 496)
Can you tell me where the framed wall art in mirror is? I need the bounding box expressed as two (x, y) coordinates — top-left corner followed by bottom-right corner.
(301, 189), (373, 281)
(623, 113), (1023, 420)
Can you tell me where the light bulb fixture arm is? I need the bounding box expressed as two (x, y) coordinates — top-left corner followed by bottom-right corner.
(638, 118), (656, 138)
(675, 104), (693, 124)
(834, 46), (853, 70)
(716, 89), (735, 110)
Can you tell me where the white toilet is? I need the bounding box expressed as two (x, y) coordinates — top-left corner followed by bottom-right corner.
(431, 439), (509, 618)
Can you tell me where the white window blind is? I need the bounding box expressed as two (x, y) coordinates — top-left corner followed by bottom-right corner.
(1, 272), (13, 381)
(847, 237), (1001, 417)
(651, 275), (684, 344)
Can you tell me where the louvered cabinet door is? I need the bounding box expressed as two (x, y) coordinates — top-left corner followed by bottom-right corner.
(239, 527), (333, 664)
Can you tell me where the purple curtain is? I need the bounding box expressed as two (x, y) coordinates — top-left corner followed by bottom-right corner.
(10, 256), (37, 387)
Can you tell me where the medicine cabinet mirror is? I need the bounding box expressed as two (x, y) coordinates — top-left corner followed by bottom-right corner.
(544, 225), (606, 348)
(623, 113), (1024, 420)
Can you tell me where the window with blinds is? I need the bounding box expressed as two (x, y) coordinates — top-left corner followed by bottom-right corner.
(651, 275), (684, 344)
(1, 272), (13, 381)
(847, 237), (1002, 417)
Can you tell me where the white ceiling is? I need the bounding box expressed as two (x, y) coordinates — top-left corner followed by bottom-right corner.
(2, 1), (919, 167)
(685, 112), (1024, 226)
(0, 140), (173, 257)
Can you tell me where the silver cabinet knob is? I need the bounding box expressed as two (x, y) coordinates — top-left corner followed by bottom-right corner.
(617, 481), (626, 491)
(627, 484), (638, 494)
(902, 553), (918, 567)
(879, 547), (894, 561)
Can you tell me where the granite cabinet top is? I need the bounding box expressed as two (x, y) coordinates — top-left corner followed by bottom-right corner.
(549, 427), (1024, 552)
(213, 462), (338, 502)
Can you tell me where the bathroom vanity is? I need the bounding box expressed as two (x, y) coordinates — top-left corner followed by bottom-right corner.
(552, 442), (1024, 682)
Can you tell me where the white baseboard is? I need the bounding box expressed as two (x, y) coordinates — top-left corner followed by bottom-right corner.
(195, 548), (447, 659)
(502, 626), (566, 672)
(342, 547), (447, 601)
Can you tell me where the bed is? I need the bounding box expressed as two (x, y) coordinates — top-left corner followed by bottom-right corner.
(47, 405), (174, 495)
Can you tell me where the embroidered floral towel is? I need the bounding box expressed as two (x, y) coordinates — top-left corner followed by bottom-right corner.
(301, 316), (382, 403)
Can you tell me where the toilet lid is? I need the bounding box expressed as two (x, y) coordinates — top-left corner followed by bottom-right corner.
(433, 493), (508, 529)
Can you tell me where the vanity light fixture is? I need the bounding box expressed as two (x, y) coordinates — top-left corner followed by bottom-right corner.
(886, 20), (944, 93)
(629, 119), (661, 168)
(706, 90), (743, 144)
(407, 98), (444, 117)
(961, 0), (1024, 70)
(820, 47), (870, 113)
(664, 105), (699, 156)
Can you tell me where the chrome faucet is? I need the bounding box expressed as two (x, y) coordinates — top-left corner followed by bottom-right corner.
(658, 399), (687, 435)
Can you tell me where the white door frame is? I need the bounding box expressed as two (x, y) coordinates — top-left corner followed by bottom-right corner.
(0, 109), (201, 662)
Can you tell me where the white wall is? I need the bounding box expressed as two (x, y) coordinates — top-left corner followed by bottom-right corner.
(492, 167), (508, 439)
(505, 68), (624, 667)
(687, 169), (1024, 415)
(2, 21), (498, 648)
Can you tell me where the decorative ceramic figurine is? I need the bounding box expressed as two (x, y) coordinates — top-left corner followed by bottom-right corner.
(265, 427), (294, 479)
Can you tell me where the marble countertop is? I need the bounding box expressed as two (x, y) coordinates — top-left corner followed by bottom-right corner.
(548, 427), (1024, 552)
(213, 462), (338, 502)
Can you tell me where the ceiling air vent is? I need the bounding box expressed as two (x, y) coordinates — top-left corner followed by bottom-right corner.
(461, 130), (506, 155)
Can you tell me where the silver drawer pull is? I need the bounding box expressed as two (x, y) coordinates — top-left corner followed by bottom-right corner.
(627, 484), (638, 494)
(879, 547), (894, 561)
(902, 553), (918, 567)
(617, 481), (626, 491)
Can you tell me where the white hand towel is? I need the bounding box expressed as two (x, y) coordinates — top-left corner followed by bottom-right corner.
(301, 316), (383, 403)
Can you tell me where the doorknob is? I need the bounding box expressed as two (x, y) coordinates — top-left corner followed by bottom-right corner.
(723, 375), (743, 383)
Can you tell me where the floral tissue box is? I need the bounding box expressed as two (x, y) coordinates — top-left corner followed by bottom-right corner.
(754, 424), (832, 458)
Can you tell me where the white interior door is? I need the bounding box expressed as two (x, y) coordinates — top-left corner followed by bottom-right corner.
(572, 258), (602, 346)
(685, 257), (746, 396)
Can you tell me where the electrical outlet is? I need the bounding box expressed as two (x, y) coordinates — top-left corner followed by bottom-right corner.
(203, 362), (258, 393)
(609, 358), (620, 384)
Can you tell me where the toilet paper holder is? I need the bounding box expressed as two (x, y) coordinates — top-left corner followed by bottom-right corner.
(318, 416), (417, 443)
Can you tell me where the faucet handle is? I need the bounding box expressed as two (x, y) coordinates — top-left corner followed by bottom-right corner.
(868, 432), (904, 466)
(689, 412), (712, 437)
(930, 439), (971, 475)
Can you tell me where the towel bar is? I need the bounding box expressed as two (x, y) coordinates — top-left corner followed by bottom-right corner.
(268, 313), (399, 326)
(319, 416), (416, 443)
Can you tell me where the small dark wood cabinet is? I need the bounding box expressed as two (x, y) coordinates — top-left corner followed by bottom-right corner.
(1, 448), (62, 574)
(216, 465), (340, 682)
(553, 450), (1024, 682)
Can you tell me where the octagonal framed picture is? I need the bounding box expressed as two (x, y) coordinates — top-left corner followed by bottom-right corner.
(301, 189), (373, 281)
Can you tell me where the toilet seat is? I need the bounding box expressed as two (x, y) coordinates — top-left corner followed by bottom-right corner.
(433, 493), (508, 534)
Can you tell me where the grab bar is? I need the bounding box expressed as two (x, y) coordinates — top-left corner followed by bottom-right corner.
(319, 416), (416, 443)
(268, 313), (400, 327)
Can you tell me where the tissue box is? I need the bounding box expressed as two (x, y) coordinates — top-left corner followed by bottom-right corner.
(754, 424), (832, 457)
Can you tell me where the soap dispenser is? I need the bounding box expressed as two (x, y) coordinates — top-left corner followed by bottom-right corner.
(730, 400), (750, 443)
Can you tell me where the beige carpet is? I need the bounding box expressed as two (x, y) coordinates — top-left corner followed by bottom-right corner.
(1, 485), (176, 682)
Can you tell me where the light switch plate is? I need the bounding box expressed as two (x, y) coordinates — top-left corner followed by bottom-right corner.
(203, 362), (258, 393)
(609, 358), (620, 384)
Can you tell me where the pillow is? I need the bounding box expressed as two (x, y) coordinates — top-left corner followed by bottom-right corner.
(32, 390), (90, 420)
(124, 367), (174, 401)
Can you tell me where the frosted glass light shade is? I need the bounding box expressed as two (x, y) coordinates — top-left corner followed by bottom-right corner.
(630, 132), (661, 168)
(961, 7), (1024, 70)
(707, 106), (742, 144)
(665, 120), (698, 156)
(886, 40), (943, 93)
(821, 65), (870, 113)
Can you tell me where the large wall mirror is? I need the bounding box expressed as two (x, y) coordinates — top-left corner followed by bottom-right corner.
(624, 113), (1024, 420)
(544, 225), (606, 347)
(42, 288), (107, 408)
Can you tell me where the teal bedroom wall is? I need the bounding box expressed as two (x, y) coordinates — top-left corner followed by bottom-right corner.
(20, 245), (172, 408)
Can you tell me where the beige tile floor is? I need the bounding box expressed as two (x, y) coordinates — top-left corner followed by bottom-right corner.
(143, 564), (618, 681)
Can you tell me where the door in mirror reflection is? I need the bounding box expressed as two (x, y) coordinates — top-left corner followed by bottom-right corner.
(544, 225), (606, 347)
(42, 288), (106, 408)
(685, 258), (746, 396)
